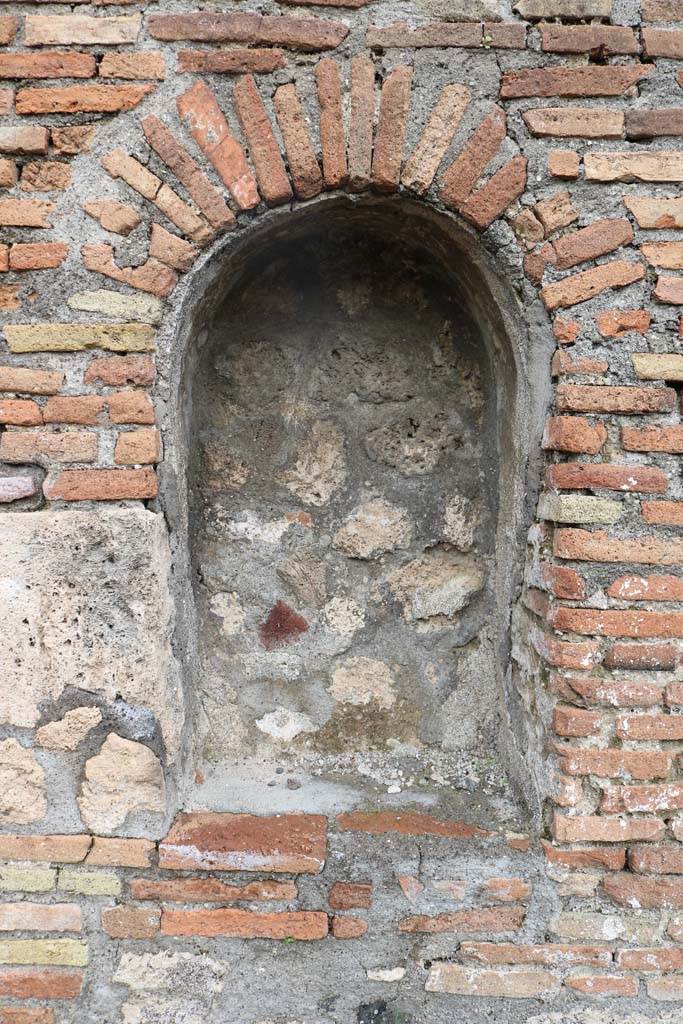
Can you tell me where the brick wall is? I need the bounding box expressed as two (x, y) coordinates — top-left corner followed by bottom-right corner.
(0, 0), (682, 1021)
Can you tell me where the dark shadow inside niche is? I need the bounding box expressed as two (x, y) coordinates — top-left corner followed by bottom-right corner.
(182, 200), (535, 827)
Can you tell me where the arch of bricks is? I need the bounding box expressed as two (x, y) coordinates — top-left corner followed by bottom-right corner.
(0, 1), (683, 1021)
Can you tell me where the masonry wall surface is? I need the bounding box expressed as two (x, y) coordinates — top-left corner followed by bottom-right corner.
(0, 0), (682, 1021)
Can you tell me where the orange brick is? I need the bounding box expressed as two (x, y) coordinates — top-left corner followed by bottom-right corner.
(622, 425), (683, 453)
(371, 65), (412, 194)
(604, 642), (678, 671)
(643, 27), (683, 58)
(557, 748), (671, 779)
(51, 126), (96, 155)
(642, 501), (683, 526)
(543, 415), (606, 454)
(0, 126), (49, 155)
(329, 882), (372, 910)
(546, 463), (667, 493)
(84, 356), (155, 387)
(552, 706), (604, 738)
(0, 904), (80, 933)
(86, 837), (153, 868)
(501, 66), (650, 99)
(0, 159), (16, 188)
(83, 200), (140, 236)
(459, 156), (527, 231)
(608, 574), (683, 602)
(131, 877), (296, 902)
(347, 55), (375, 192)
(530, 628), (600, 670)
(482, 878), (531, 903)
(524, 107), (624, 139)
(551, 607), (683, 639)
(314, 58), (348, 190)
(553, 317), (580, 342)
(0, 835), (90, 862)
(556, 383), (675, 413)
(551, 349), (608, 377)
(0, 400), (42, 426)
(149, 224), (198, 273)
(461, 942), (611, 967)
(541, 839), (625, 871)
(595, 309), (651, 337)
(555, 527), (683, 565)
(107, 390), (154, 424)
(654, 275), (683, 304)
(399, 906), (524, 934)
(440, 105), (506, 209)
(178, 49), (285, 75)
(273, 83), (323, 201)
(617, 948), (683, 972)
(0, 53), (95, 80)
(24, 14), (141, 46)
(82, 244), (177, 298)
(337, 810), (490, 839)
(148, 11), (348, 51)
(541, 261), (645, 311)
(43, 396), (104, 425)
(16, 84), (154, 115)
(9, 243), (68, 270)
(20, 161), (71, 192)
(540, 24), (638, 55)
(233, 74), (292, 206)
(0, 1008), (54, 1023)
(114, 427), (160, 465)
(617, 713), (683, 740)
(605, 784), (683, 814)
(0, 198), (53, 227)
(564, 975), (637, 997)
(101, 906), (160, 939)
(0, 968), (82, 1000)
(551, 219), (633, 271)
(0, 17), (17, 45)
(540, 563), (585, 600)
(99, 52), (165, 80)
(331, 915), (367, 939)
(161, 908), (328, 939)
(548, 150), (580, 179)
(554, 815), (665, 843)
(44, 468), (157, 501)
(554, 673), (664, 708)
(0, 431), (97, 465)
(603, 873), (683, 909)
(629, 845), (683, 875)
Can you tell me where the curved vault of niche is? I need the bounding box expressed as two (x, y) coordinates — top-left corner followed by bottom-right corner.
(175, 197), (542, 826)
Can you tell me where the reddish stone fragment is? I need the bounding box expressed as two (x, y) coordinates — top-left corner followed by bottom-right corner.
(329, 881), (372, 910)
(259, 600), (308, 650)
(159, 812), (326, 873)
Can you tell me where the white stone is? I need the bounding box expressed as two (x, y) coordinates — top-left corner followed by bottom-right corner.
(367, 967), (406, 983)
(443, 494), (478, 551)
(0, 510), (182, 752)
(0, 739), (46, 824)
(386, 550), (484, 621)
(78, 733), (165, 833)
(324, 596), (365, 636)
(329, 657), (396, 710)
(255, 707), (316, 742)
(279, 420), (346, 506)
(0, 476), (36, 503)
(114, 950), (224, 993)
(210, 592), (245, 636)
(333, 500), (412, 559)
(68, 289), (163, 324)
(36, 706), (102, 751)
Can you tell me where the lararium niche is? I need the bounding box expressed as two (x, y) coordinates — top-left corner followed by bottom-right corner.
(178, 197), (541, 828)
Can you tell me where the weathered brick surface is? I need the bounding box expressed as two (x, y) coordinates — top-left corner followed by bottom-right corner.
(546, 463), (668, 492)
(556, 383), (674, 413)
(402, 84), (469, 194)
(315, 59), (348, 190)
(338, 810), (490, 838)
(400, 906), (525, 934)
(101, 906), (159, 939)
(161, 908), (328, 939)
(234, 75), (292, 206)
(16, 84), (154, 115)
(178, 49), (285, 74)
(0, 53), (96, 80)
(541, 261), (645, 310)
(148, 12), (348, 52)
(440, 106), (506, 209)
(523, 107), (624, 139)
(43, 468), (157, 501)
(539, 24), (639, 55)
(273, 83), (323, 200)
(347, 55), (375, 192)
(131, 877), (296, 902)
(84, 355), (155, 387)
(0, 968), (82, 1000)
(501, 66), (650, 99)
(460, 157), (527, 231)
(371, 66), (412, 194)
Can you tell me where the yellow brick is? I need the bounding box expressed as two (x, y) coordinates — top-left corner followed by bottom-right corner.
(0, 865), (56, 892)
(4, 323), (155, 353)
(632, 353), (683, 382)
(0, 938), (88, 966)
(58, 868), (121, 896)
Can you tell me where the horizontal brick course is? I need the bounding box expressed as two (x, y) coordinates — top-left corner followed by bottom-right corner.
(161, 908), (328, 940)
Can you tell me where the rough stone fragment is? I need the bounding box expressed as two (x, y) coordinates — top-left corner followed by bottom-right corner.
(255, 708), (316, 742)
(159, 812), (327, 873)
(514, 0), (612, 15)
(51, 126), (96, 155)
(0, 741), (46, 825)
(36, 708), (102, 751)
(279, 420), (346, 505)
(329, 657), (396, 710)
(333, 500), (412, 559)
(0, 478), (36, 504)
(386, 549), (484, 621)
(78, 733), (165, 834)
(0, 510), (179, 744)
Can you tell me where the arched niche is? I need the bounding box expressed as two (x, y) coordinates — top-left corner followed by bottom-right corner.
(163, 195), (551, 825)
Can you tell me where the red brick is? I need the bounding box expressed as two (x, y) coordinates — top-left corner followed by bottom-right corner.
(554, 673), (664, 707)
(0, 52), (96, 80)
(82, 244), (177, 298)
(86, 837), (153, 868)
(540, 563), (585, 600)
(0, 159), (16, 189)
(551, 219), (633, 271)
(617, 948), (683, 972)
(148, 12), (348, 52)
(551, 350), (608, 376)
(0, 17), (17, 45)
(84, 355), (155, 387)
(440, 105), (506, 209)
(556, 383), (674, 414)
(642, 501), (683, 526)
(553, 706), (605, 738)
(627, 108), (683, 140)
(16, 84), (154, 115)
(530, 628), (600, 669)
(0, 431), (96, 465)
(557, 747), (671, 779)
(0, 835), (90, 862)
(617, 713), (683, 740)
(314, 59), (347, 190)
(177, 80), (258, 212)
(51, 126), (96, 155)
(462, 942), (611, 967)
(149, 225), (198, 273)
(555, 527), (683, 565)
(141, 114), (234, 231)
(643, 27), (683, 58)
(553, 317), (580, 342)
(0, 368), (63, 396)
(0, 969), (82, 1000)
(20, 161), (71, 192)
(402, 84), (470, 195)
(366, 22), (482, 48)
(337, 810), (491, 839)
(605, 642), (678, 671)
(539, 24), (638, 55)
(501, 66), (650, 99)
(541, 261), (645, 311)
(595, 309), (651, 337)
(131, 877), (296, 902)
(114, 427), (160, 465)
(543, 416), (606, 454)
(159, 812), (326, 873)
(0, 1010), (54, 1024)
(84, 199), (140, 236)
(524, 107), (624, 139)
(273, 83), (323, 200)
(347, 55), (375, 192)
(603, 873), (683, 909)
(44, 468), (157, 501)
(622, 425), (683, 453)
(331, 915), (367, 939)
(0, 198), (53, 227)
(371, 65), (412, 194)
(629, 845), (683, 875)
(161, 908), (328, 940)
(607, 784), (683, 814)
(608, 574), (683, 602)
(0, 127), (48, 156)
(460, 156), (527, 231)
(329, 881), (372, 910)
(9, 243), (68, 271)
(399, 906), (525, 934)
(654, 275), (683, 304)
(178, 49), (285, 74)
(548, 151), (580, 180)
(541, 839), (625, 871)
(101, 906), (160, 939)
(0, 400), (42, 427)
(565, 975), (637, 997)
(546, 463), (667, 493)
(99, 52), (165, 80)
(483, 878), (531, 903)
(40, 397), (101, 426)
(554, 814), (665, 843)
(552, 607), (683, 639)
(233, 74), (292, 206)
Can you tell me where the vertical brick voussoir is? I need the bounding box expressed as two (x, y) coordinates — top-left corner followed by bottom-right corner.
(141, 114), (235, 231)
(177, 81), (259, 212)
(402, 84), (470, 195)
(459, 156), (527, 232)
(315, 59), (347, 190)
(440, 105), (506, 210)
(233, 75), (292, 206)
(348, 55), (375, 193)
(273, 83), (323, 201)
(371, 65), (412, 194)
